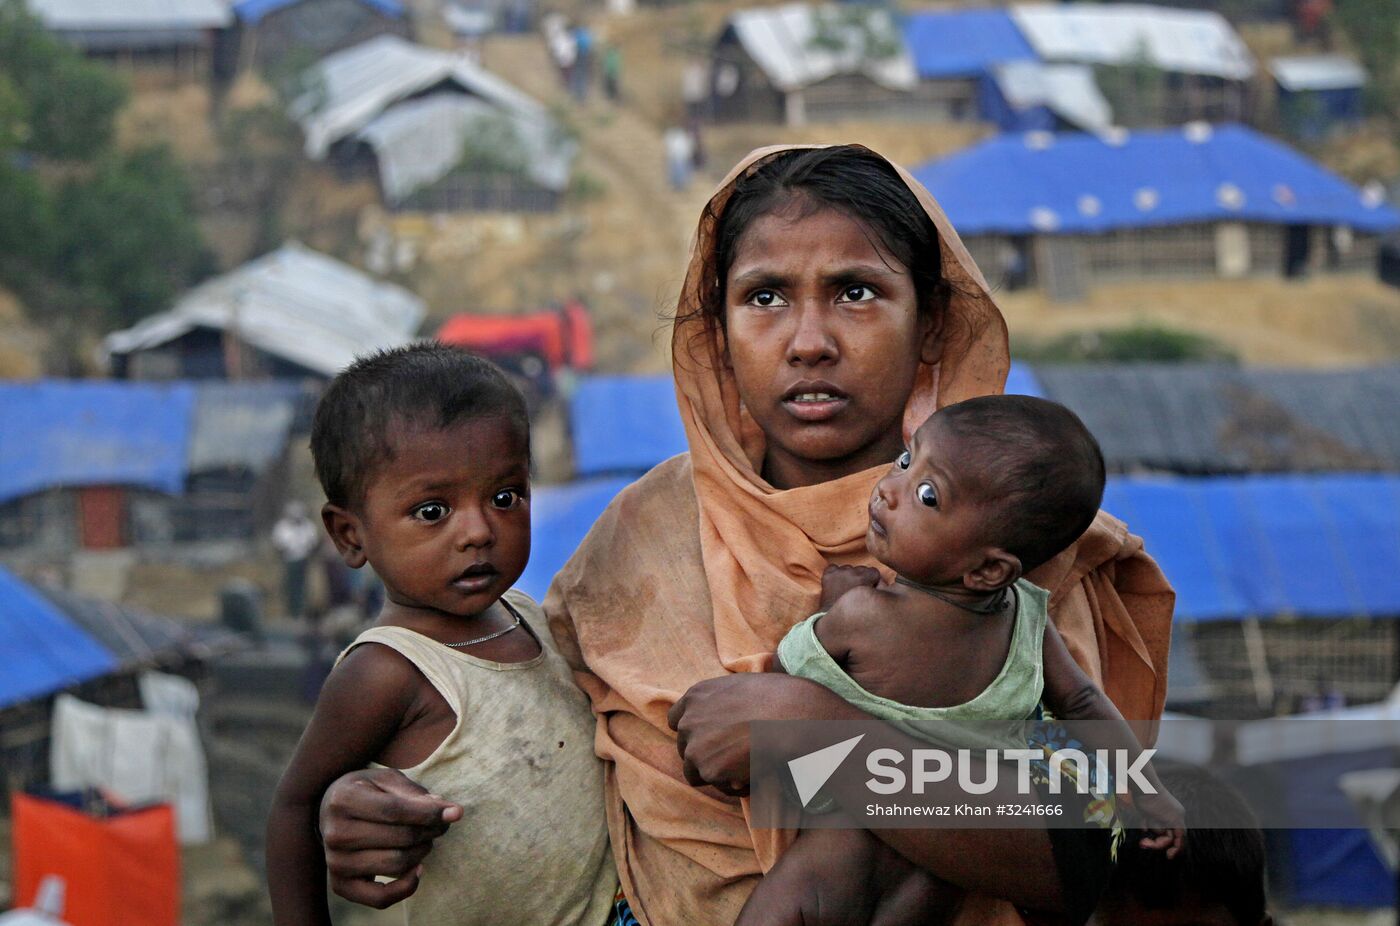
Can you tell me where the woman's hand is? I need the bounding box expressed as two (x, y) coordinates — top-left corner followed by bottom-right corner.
(667, 673), (856, 795)
(318, 768), (462, 908)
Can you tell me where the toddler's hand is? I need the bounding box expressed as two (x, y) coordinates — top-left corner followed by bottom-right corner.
(1134, 788), (1186, 859)
(819, 565), (881, 611)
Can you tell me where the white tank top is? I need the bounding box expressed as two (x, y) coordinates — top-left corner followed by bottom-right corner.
(339, 590), (617, 926)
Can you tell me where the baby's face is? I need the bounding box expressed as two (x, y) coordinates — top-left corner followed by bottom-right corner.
(354, 417), (531, 619)
(865, 415), (999, 587)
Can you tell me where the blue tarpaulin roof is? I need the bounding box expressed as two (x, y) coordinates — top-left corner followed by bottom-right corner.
(913, 124), (1400, 235)
(570, 375), (687, 478)
(569, 366), (1042, 478)
(0, 567), (116, 709)
(0, 381), (196, 505)
(1104, 474), (1400, 621)
(903, 9), (1036, 79)
(522, 468), (1400, 623)
(231, 0), (404, 23)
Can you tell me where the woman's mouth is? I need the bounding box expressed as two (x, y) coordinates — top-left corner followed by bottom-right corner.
(451, 563), (499, 593)
(781, 383), (850, 422)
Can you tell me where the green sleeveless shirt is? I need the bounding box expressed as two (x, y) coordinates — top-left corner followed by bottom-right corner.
(775, 578), (1048, 751)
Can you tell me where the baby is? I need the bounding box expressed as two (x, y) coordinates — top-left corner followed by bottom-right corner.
(267, 344), (617, 926)
(744, 394), (1184, 924)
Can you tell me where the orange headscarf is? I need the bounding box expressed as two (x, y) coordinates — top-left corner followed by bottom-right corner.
(546, 145), (1174, 926)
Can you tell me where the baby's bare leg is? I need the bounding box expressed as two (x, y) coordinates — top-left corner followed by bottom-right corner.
(736, 828), (959, 926)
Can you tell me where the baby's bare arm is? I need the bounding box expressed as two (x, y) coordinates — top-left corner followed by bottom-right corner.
(267, 646), (423, 925)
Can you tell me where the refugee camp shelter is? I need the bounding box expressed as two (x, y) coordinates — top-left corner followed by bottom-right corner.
(294, 36), (575, 212)
(104, 241), (424, 380)
(0, 380), (302, 552)
(899, 8), (1033, 123)
(1009, 4), (1255, 126)
(0, 565), (232, 803)
(914, 124), (1400, 300)
(514, 366), (1400, 723)
(437, 302), (594, 396)
(1271, 55), (1366, 140)
(707, 3), (919, 125)
(25, 0), (231, 84)
(224, 0), (409, 76)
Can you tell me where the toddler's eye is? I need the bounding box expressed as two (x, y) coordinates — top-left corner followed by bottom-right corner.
(917, 483), (938, 507)
(838, 284), (874, 303)
(491, 489), (524, 510)
(412, 502), (450, 522)
(896, 450), (911, 470)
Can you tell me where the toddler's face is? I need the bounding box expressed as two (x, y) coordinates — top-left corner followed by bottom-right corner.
(865, 415), (999, 587)
(353, 416), (530, 619)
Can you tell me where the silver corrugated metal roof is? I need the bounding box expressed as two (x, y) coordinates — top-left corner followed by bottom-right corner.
(1034, 364), (1400, 474)
(357, 91), (575, 201)
(1271, 55), (1366, 92)
(1011, 4), (1254, 81)
(991, 61), (1112, 133)
(188, 381), (301, 474)
(103, 242), (425, 377)
(26, 0), (230, 31)
(294, 35), (554, 160)
(727, 2), (917, 94)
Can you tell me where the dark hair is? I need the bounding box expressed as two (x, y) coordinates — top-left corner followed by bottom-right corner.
(1104, 761), (1269, 926)
(310, 342), (529, 509)
(932, 394), (1105, 573)
(697, 146), (952, 328)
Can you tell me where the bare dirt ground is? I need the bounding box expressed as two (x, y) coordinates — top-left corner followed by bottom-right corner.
(1000, 275), (1400, 365)
(0, 289), (44, 379)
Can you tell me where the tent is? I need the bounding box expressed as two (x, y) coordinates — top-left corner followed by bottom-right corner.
(913, 124), (1400, 237)
(437, 303), (593, 374)
(0, 381), (195, 506)
(0, 568), (115, 711)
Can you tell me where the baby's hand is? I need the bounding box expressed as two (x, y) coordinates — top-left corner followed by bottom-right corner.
(819, 565), (881, 611)
(1134, 788), (1186, 859)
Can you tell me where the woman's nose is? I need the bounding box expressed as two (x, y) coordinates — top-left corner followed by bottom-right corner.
(455, 508), (494, 551)
(786, 302), (837, 366)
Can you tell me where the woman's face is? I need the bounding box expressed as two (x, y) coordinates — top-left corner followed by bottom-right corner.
(723, 201), (935, 490)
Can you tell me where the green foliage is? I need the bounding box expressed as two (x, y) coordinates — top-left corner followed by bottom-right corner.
(808, 7), (902, 61)
(1334, 0), (1400, 121)
(0, 0), (209, 343)
(0, 0), (125, 160)
(455, 113), (532, 177)
(50, 146), (212, 327)
(1012, 324), (1239, 364)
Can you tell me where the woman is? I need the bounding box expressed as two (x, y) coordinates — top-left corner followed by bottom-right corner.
(316, 145), (1174, 924)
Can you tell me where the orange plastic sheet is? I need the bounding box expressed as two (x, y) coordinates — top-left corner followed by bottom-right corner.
(11, 793), (179, 926)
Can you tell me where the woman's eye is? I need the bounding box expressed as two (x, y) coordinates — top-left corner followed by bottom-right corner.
(750, 290), (787, 308)
(917, 483), (938, 508)
(412, 502), (450, 522)
(896, 451), (911, 470)
(838, 284), (875, 303)
(491, 489), (523, 510)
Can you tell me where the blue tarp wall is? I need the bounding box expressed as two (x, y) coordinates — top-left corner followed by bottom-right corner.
(0, 567), (115, 709)
(555, 371), (1400, 623)
(231, 0), (405, 23)
(1104, 475), (1400, 621)
(1279, 86), (1365, 141)
(902, 9), (1035, 80)
(0, 381), (196, 505)
(570, 375), (688, 478)
(913, 125), (1400, 235)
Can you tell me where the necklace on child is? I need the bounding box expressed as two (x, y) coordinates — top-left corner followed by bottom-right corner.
(444, 609), (522, 647)
(894, 577), (1012, 615)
